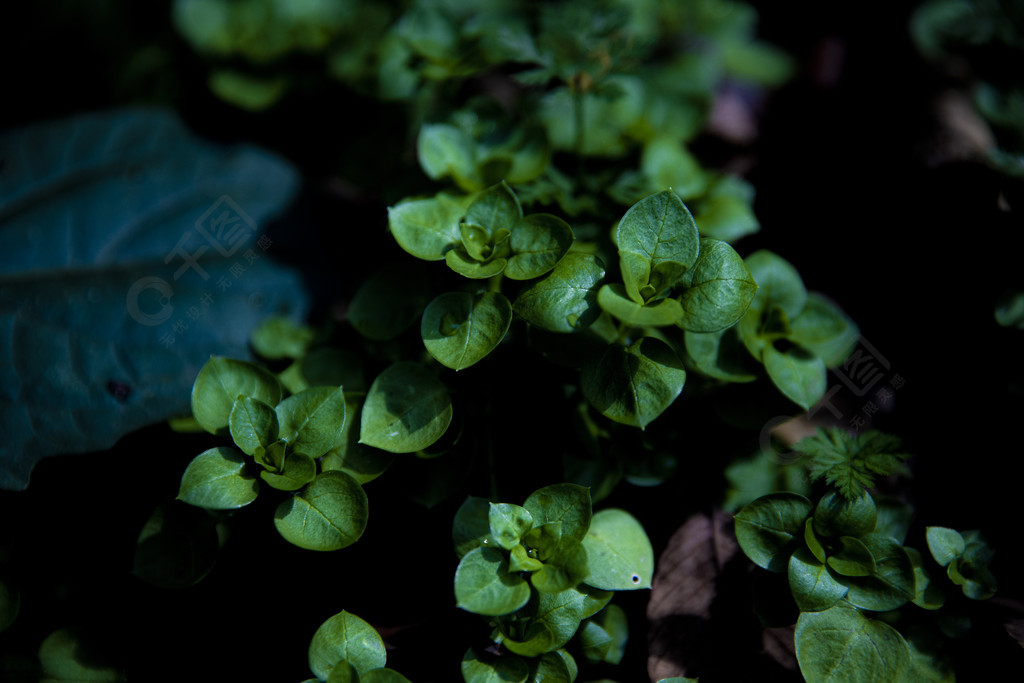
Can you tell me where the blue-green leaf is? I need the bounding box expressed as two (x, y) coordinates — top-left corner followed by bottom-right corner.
(421, 291), (512, 370)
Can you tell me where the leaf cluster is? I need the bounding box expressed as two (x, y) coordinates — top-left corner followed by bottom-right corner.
(452, 484), (652, 681)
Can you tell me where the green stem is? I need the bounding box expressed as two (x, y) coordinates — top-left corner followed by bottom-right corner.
(487, 273), (504, 293)
(614, 320), (633, 346)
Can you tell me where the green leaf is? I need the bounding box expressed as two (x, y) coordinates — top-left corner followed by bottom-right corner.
(838, 533), (916, 612)
(531, 541), (589, 593)
(581, 508), (654, 590)
(320, 399), (395, 485)
(325, 661), (358, 683)
(132, 501), (219, 590)
(276, 386), (347, 458)
(489, 503), (535, 551)
(418, 123), (476, 184)
(505, 214), (575, 280)
(640, 137), (707, 200)
(191, 356), (284, 436)
(177, 447), (259, 510)
(742, 250), (808, 321)
(228, 396), (280, 456)
(906, 547), (946, 610)
(461, 648), (529, 683)
(684, 327), (759, 383)
(465, 181), (523, 237)
(925, 527), (965, 567)
(308, 610), (387, 680)
(788, 547), (849, 612)
(597, 284), (685, 326)
(676, 238), (758, 333)
(510, 544), (544, 573)
(273, 471), (368, 551)
(693, 174), (760, 241)
(502, 588), (586, 657)
(454, 546), (531, 616)
(616, 190), (701, 304)
(207, 69), (287, 111)
(805, 519), (827, 563)
(260, 450), (317, 491)
(38, 628), (124, 682)
(734, 492), (813, 572)
(359, 362), (453, 453)
(0, 107), (305, 491)
(453, 495), (496, 559)
(523, 484), (593, 545)
(813, 491), (878, 539)
(827, 537), (878, 577)
(361, 669), (413, 683)
(795, 603), (912, 682)
(580, 337), (686, 429)
(788, 294), (859, 367)
(250, 315), (315, 360)
(348, 262), (433, 341)
(513, 252), (606, 332)
(388, 192), (471, 261)
(279, 348), (367, 396)
(529, 651), (575, 683)
(763, 343), (826, 410)
(580, 604), (628, 665)
(445, 247), (509, 279)
(421, 291), (512, 370)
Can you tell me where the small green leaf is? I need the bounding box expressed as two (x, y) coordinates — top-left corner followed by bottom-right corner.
(325, 661), (359, 683)
(788, 293), (859, 367)
(925, 527), (965, 567)
(360, 362), (453, 453)
(273, 471), (368, 551)
(684, 327), (759, 383)
(510, 544), (544, 572)
(348, 262), (433, 342)
(461, 223), (494, 261)
(531, 541), (588, 593)
(513, 252), (606, 332)
(361, 669), (413, 683)
(581, 508), (654, 590)
(640, 137), (707, 199)
(838, 533), (916, 611)
(308, 610), (387, 680)
(388, 192), (470, 261)
(255, 438), (287, 472)
(276, 386), (347, 458)
(320, 399), (395, 485)
(421, 291), (512, 370)
(813, 491), (878, 539)
(616, 190), (701, 303)
(581, 337), (686, 429)
(260, 450), (317, 491)
(418, 123), (476, 183)
(177, 447), (259, 510)
(788, 547), (848, 612)
(191, 356), (283, 435)
(461, 648), (529, 683)
(580, 604), (629, 665)
(597, 283), (685, 326)
(529, 651), (575, 683)
(505, 213), (575, 280)
(454, 546), (531, 616)
(795, 603), (912, 682)
(523, 483), (592, 545)
(279, 347), (367, 396)
(38, 628), (124, 682)
(228, 396), (279, 456)
(734, 492), (813, 572)
(827, 537), (878, 577)
(804, 519), (827, 563)
(445, 247), (509, 279)
(489, 503), (535, 550)
(453, 495), (495, 559)
(465, 181), (522, 237)
(250, 315), (315, 360)
(502, 588), (586, 657)
(676, 238), (758, 333)
(906, 547), (946, 610)
(742, 250), (808, 321)
(763, 343), (826, 410)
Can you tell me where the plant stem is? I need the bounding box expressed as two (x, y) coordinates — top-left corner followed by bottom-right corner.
(487, 273), (504, 293)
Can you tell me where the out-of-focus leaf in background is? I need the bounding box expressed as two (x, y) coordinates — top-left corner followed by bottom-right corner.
(0, 107), (307, 490)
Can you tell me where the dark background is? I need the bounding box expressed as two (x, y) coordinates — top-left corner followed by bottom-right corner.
(2, 1), (1022, 681)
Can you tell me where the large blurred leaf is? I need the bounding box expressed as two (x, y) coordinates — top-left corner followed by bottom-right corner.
(0, 107), (305, 489)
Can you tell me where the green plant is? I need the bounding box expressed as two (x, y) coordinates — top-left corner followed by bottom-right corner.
(734, 427), (998, 681)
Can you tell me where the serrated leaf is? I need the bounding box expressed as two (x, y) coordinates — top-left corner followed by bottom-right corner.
(734, 492), (813, 572)
(513, 252), (605, 332)
(505, 213), (575, 280)
(421, 291), (512, 370)
(581, 337), (686, 429)
(308, 610), (387, 680)
(275, 386), (347, 458)
(0, 107), (304, 490)
(677, 238), (757, 333)
(191, 356), (284, 436)
(273, 471), (368, 551)
(454, 546), (531, 616)
(360, 362), (453, 453)
(228, 396), (279, 456)
(177, 447), (259, 510)
(795, 603), (912, 682)
(582, 508), (654, 590)
(616, 190), (701, 303)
